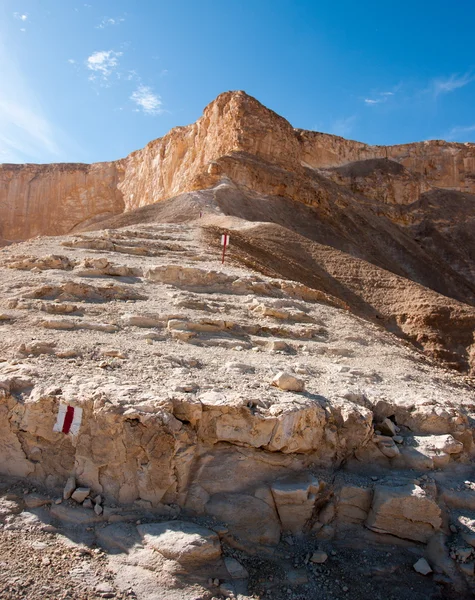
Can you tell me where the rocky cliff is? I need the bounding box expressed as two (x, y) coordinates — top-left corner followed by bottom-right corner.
(2, 92), (475, 599)
(0, 162), (124, 241)
(2, 91), (474, 242)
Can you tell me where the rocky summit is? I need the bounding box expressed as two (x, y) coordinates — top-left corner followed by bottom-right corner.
(0, 91), (475, 600)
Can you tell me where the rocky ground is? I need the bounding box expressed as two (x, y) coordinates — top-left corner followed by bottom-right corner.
(1, 215), (475, 599)
(0, 476), (458, 600)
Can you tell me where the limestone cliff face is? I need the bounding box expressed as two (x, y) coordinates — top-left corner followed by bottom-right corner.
(1, 90), (474, 241)
(0, 162), (124, 241)
(118, 91), (302, 211)
(298, 130), (475, 195)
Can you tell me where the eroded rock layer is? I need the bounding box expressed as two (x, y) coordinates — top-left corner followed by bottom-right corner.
(1, 210), (475, 597)
(2, 90), (474, 239)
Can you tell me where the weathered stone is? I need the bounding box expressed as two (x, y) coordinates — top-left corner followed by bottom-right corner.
(137, 521), (221, 566)
(337, 486), (373, 524)
(310, 551), (328, 564)
(271, 372), (305, 392)
(365, 485), (442, 542)
(24, 494), (51, 509)
(270, 474), (322, 533)
(413, 558), (432, 575)
(224, 557), (249, 579)
(205, 493), (281, 546)
(378, 418), (397, 437)
(63, 476), (76, 500)
(71, 487), (91, 504)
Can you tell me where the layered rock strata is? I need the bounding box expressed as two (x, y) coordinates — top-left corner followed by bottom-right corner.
(1, 91), (474, 241)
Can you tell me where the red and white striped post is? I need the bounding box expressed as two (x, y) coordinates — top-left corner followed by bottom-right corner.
(221, 234), (230, 264)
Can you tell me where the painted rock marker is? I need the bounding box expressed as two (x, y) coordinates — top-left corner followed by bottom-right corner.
(53, 404), (83, 435)
(221, 234), (230, 264)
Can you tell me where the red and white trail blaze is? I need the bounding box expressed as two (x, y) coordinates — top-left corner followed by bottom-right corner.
(53, 404), (83, 435)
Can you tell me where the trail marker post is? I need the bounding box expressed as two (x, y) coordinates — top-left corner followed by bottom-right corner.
(221, 234), (230, 264)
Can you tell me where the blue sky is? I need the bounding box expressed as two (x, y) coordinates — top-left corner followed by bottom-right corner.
(1, 0), (474, 164)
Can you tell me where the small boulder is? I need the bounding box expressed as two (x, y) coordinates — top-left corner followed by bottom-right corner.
(271, 371), (304, 392)
(71, 487), (91, 504)
(378, 418), (397, 437)
(413, 558), (432, 575)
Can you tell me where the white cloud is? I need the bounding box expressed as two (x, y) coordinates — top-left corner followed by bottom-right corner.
(432, 72), (474, 96)
(446, 124), (475, 141)
(13, 12), (28, 21)
(96, 17), (125, 29)
(363, 90), (397, 105)
(86, 50), (122, 81)
(329, 115), (356, 137)
(68, 59), (76, 64)
(130, 85), (162, 115)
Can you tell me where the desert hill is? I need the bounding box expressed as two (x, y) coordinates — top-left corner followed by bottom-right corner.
(1, 91), (475, 599)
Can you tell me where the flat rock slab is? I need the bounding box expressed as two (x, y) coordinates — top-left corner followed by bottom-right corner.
(96, 523), (142, 554)
(137, 521), (221, 566)
(50, 503), (104, 526)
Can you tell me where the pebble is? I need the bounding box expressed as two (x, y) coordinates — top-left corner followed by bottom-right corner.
(310, 551), (328, 564)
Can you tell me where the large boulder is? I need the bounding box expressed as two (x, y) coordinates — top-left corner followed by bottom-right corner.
(365, 484), (442, 543)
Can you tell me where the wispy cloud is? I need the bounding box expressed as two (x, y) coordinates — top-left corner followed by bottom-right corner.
(13, 12), (28, 21)
(329, 115), (356, 137)
(130, 85), (162, 115)
(86, 50), (122, 82)
(446, 124), (475, 141)
(363, 90), (396, 106)
(0, 39), (65, 162)
(432, 72), (474, 96)
(96, 17), (125, 29)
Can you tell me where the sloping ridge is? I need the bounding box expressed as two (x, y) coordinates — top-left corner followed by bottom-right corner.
(80, 183), (475, 374)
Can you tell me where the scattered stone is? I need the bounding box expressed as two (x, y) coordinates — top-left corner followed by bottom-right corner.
(271, 371), (305, 392)
(224, 557), (249, 579)
(413, 558), (432, 575)
(71, 487), (91, 504)
(310, 551), (328, 564)
(83, 498), (93, 509)
(378, 418), (397, 437)
(63, 476), (76, 500)
(24, 494), (51, 509)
